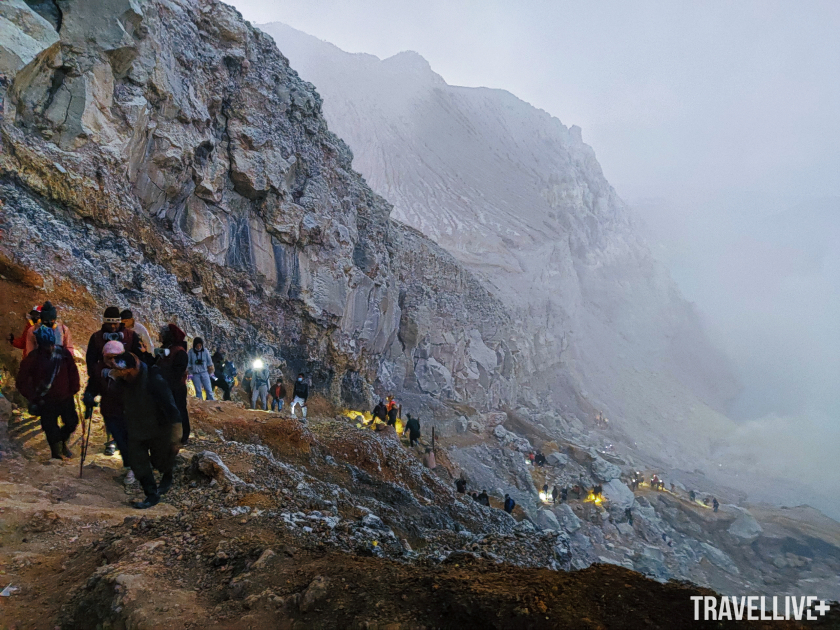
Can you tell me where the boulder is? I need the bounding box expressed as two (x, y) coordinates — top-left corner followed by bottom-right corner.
(554, 504), (582, 532)
(590, 454), (622, 482)
(602, 479), (635, 509)
(535, 508), (560, 531)
(700, 542), (740, 575)
(728, 511), (763, 542)
(189, 451), (250, 488)
(546, 452), (568, 467)
(456, 416), (468, 433)
(492, 424), (507, 439)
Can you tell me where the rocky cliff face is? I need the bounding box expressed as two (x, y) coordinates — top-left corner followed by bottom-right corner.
(0, 0), (516, 412)
(258, 23), (742, 464)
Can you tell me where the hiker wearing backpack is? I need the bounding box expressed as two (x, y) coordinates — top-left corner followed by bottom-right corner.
(16, 326), (80, 460)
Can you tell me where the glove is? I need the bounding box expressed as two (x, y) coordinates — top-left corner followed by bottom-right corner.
(82, 391), (96, 408)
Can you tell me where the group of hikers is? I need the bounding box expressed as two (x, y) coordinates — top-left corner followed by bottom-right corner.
(7, 302), (317, 509)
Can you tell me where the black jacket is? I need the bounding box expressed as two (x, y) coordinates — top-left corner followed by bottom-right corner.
(293, 380), (309, 400)
(120, 364), (182, 441)
(404, 416), (421, 436)
(373, 402), (387, 421)
(504, 497), (515, 513)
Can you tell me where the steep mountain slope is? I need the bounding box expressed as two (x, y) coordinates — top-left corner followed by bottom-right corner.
(0, 0), (520, 415)
(260, 23), (740, 466)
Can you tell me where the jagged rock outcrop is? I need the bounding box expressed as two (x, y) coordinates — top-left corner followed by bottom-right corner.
(0, 0), (517, 411)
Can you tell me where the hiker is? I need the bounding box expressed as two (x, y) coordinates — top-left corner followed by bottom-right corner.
(155, 324), (190, 445)
(625, 507), (633, 526)
(542, 482), (549, 495)
(15, 326), (80, 460)
(455, 477), (467, 494)
(689, 490), (696, 502)
(470, 492), (479, 502)
(25, 301), (73, 355)
(527, 452), (535, 465)
(386, 395), (400, 426)
(561, 486), (568, 502)
(250, 360), (269, 411)
(241, 367), (253, 402)
(422, 447), (436, 470)
(593, 484), (603, 498)
(111, 353), (182, 509)
(270, 378), (286, 412)
(8, 305), (40, 359)
(504, 494), (516, 514)
(477, 489), (490, 507)
(120, 309), (154, 354)
(552, 485), (559, 504)
(373, 399), (387, 423)
(403, 413), (421, 447)
(83, 340), (132, 479)
(713, 497), (719, 513)
(86, 306), (146, 455)
(535, 451), (546, 467)
(290, 373), (309, 421)
(211, 350), (233, 401)
(187, 337), (215, 400)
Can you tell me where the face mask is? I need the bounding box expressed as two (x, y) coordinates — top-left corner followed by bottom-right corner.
(298, 377), (303, 382)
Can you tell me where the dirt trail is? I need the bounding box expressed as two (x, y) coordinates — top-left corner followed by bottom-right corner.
(1, 401), (838, 629)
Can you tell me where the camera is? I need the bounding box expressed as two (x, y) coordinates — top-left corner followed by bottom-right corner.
(196, 358), (204, 365)
(103, 332), (123, 342)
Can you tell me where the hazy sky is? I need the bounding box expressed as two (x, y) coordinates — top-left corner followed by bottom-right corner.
(230, 0), (840, 204)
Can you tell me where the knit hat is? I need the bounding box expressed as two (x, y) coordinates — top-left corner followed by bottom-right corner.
(160, 323), (186, 347)
(103, 340), (125, 356)
(34, 325), (56, 347)
(120, 309), (133, 320)
(103, 306), (121, 324)
(40, 301), (57, 321)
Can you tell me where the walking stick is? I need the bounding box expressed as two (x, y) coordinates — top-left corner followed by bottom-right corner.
(78, 394), (93, 478)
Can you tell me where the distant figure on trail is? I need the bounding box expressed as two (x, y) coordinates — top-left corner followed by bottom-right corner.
(542, 482), (549, 495)
(373, 399), (387, 423)
(552, 485), (559, 504)
(593, 484), (603, 498)
(250, 360), (270, 411)
(270, 378), (286, 412)
(625, 507), (633, 526)
(386, 395), (401, 426)
(561, 487), (568, 503)
(456, 477), (467, 494)
(187, 337), (215, 401)
(155, 324), (190, 445)
(111, 353), (182, 509)
(16, 325), (79, 460)
(8, 305), (40, 359)
(422, 447), (436, 470)
(713, 497), (719, 513)
(689, 490), (696, 502)
(211, 351), (233, 401)
(24, 301), (73, 356)
(120, 310), (154, 354)
(470, 492), (479, 502)
(535, 451), (546, 467)
(477, 489), (490, 507)
(290, 373), (309, 421)
(504, 494), (516, 514)
(403, 413), (421, 447)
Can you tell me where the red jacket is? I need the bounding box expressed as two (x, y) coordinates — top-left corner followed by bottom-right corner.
(16, 347), (80, 404)
(11, 323), (33, 357)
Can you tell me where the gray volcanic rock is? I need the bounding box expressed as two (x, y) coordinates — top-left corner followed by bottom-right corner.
(0, 0), (517, 412)
(261, 22), (741, 465)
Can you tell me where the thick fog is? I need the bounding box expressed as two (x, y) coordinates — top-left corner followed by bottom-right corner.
(231, 1), (840, 510)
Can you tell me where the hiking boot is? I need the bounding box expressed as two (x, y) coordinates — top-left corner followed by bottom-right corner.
(131, 493), (160, 510)
(158, 472), (174, 495)
(48, 442), (64, 460)
(61, 441), (74, 458)
(104, 441), (116, 456)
